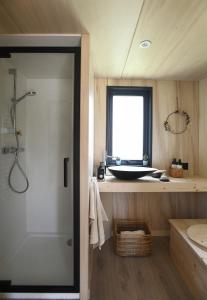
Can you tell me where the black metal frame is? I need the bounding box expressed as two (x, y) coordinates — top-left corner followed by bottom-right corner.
(0, 47), (80, 293)
(106, 86), (152, 166)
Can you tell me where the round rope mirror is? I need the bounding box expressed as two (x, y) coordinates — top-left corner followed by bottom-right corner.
(163, 96), (190, 135)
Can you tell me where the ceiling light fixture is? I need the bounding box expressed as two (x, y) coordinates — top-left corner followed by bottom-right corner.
(139, 40), (152, 48)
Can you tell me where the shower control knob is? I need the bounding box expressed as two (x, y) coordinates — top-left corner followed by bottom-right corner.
(16, 129), (22, 136)
(1, 146), (25, 154)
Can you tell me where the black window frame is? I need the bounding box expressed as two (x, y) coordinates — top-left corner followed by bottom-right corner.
(106, 86), (152, 166)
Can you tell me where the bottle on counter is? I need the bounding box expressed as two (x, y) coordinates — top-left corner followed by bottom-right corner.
(97, 162), (105, 181)
(171, 158), (177, 168)
(177, 159), (183, 169)
(143, 153), (149, 166)
(169, 158), (183, 178)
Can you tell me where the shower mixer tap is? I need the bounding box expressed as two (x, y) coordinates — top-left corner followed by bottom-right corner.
(2, 146), (24, 154)
(16, 129), (22, 135)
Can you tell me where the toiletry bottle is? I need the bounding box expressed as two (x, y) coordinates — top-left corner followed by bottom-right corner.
(171, 158), (177, 168)
(143, 153), (148, 166)
(177, 159), (183, 169)
(97, 162), (105, 181)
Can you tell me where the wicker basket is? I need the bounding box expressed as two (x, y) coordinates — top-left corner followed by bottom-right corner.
(169, 167), (183, 178)
(113, 219), (152, 257)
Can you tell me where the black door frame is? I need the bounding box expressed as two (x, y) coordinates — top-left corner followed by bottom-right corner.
(0, 46), (80, 293)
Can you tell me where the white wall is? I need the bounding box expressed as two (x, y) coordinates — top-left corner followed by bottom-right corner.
(199, 77), (207, 177)
(25, 78), (74, 235)
(0, 59), (27, 261)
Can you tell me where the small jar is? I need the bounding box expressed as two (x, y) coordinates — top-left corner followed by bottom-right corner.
(143, 153), (148, 167)
(116, 157), (121, 166)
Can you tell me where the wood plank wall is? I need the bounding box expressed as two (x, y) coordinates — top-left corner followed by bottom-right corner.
(101, 192), (203, 238)
(199, 77), (207, 178)
(94, 78), (199, 173)
(80, 34), (90, 300)
(196, 77), (207, 235)
(94, 78), (204, 237)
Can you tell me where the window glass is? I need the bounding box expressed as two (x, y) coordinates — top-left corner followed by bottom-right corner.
(106, 86), (152, 165)
(112, 96), (143, 160)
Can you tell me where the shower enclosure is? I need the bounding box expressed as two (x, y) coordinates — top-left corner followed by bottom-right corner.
(0, 47), (80, 294)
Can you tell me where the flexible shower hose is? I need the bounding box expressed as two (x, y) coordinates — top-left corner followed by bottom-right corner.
(8, 150), (29, 194)
(8, 104), (29, 194)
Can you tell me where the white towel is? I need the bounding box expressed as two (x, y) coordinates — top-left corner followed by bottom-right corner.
(89, 177), (108, 249)
(120, 230), (145, 236)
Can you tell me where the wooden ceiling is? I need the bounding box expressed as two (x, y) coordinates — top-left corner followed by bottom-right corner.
(0, 0), (207, 80)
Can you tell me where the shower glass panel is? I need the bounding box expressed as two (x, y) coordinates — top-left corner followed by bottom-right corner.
(0, 50), (79, 292)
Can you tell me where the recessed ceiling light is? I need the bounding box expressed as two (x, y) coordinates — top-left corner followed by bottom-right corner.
(139, 40), (152, 48)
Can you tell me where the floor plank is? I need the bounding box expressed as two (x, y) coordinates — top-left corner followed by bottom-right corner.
(91, 237), (194, 300)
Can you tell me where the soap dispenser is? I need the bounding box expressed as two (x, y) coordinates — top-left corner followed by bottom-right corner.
(97, 162), (105, 181)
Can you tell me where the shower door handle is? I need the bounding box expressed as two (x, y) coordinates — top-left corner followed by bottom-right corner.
(64, 157), (69, 187)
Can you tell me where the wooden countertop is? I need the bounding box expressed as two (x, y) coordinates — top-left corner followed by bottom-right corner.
(98, 176), (207, 193)
(169, 219), (207, 267)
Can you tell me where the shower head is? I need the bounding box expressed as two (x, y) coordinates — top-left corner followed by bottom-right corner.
(13, 90), (37, 103)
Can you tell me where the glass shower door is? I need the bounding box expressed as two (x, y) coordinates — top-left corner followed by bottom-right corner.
(0, 50), (80, 292)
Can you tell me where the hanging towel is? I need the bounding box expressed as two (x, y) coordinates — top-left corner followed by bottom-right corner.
(89, 177), (108, 249)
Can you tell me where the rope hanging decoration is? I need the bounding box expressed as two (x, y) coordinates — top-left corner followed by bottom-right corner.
(164, 94), (191, 135)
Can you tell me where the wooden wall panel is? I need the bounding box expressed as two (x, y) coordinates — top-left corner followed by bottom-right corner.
(94, 78), (201, 237)
(177, 81), (199, 175)
(101, 192), (199, 238)
(199, 77), (207, 178)
(196, 77), (207, 225)
(88, 45), (95, 299)
(80, 34), (90, 300)
(88, 60), (95, 177)
(94, 78), (199, 174)
(94, 78), (108, 168)
(153, 80), (178, 171)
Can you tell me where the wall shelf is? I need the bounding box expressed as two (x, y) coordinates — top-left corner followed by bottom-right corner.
(98, 176), (207, 193)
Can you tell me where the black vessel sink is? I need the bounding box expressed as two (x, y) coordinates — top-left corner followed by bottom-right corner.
(108, 166), (157, 180)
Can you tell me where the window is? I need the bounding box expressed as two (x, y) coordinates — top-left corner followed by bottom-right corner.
(106, 86), (152, 166)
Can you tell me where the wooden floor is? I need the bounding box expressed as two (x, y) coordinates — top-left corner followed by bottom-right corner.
(91, 237), (194, 300)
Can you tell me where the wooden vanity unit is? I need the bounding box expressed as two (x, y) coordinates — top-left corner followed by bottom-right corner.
(98, 176), (207, 238)
(98, 176), (207, 193)
(169, 219), (207, 300)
